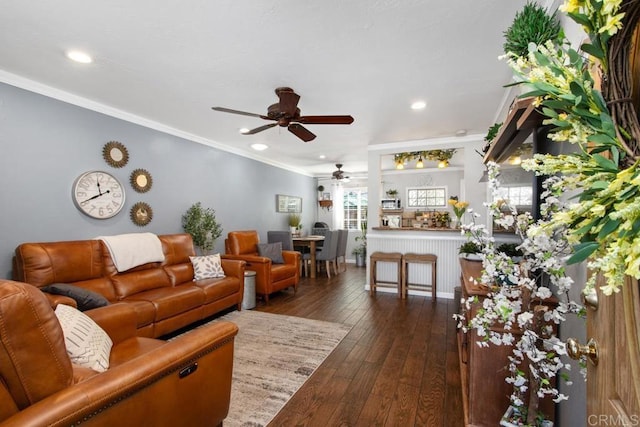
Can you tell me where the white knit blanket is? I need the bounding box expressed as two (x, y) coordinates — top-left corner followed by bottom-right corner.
(96, 232), (165, 272)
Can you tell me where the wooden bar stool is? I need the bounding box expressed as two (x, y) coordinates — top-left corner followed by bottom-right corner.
(401, 253), (437, 301)
(369, 251), (403, 297)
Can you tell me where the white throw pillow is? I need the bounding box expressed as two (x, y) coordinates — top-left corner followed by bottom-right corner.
(190, 253), (226, 280)
(54, 304), (113, 372)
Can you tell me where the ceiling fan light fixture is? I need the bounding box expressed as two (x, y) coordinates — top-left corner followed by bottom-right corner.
(250, 143), (268, 151)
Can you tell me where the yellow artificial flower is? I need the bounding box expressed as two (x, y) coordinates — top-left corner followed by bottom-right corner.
(590, 204), (606, 217)
(559, 0), (581, 14)
(599, 13), (625, 35)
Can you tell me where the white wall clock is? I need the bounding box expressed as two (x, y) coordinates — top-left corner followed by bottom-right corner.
(72, 171), (126, 219)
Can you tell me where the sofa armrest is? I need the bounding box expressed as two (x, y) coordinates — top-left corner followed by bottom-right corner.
(221, 254), (271, 267)
(0, 321), (238, 427)
(85, 303), (137, 345)
(44, 293), (77, 309)
(220, 259), (246, 281)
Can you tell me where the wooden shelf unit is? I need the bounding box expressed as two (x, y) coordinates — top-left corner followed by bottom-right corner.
(483, 97), (545, 164)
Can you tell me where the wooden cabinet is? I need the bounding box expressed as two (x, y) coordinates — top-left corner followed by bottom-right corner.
(457, 258), (555, 426)
(458, 258), (513, 426)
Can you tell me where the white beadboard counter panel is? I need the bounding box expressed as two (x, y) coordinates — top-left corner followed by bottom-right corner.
(367, 230), (467, 299)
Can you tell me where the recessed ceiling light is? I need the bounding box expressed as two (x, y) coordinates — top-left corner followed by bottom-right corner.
(66, 50), (93, 64)
(251, 143), (268, 151)
(411, 101), (426, 110)
(319, 154), (326, 159)
(455, 129), (467, 136)
(239, 128), (250, 134)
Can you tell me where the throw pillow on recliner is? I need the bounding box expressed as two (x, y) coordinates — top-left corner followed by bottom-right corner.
(257, 242), (284, 264)
(190, 254), (226, 280)
(54, 304), (113, 372)
(42, 283), (110, 311)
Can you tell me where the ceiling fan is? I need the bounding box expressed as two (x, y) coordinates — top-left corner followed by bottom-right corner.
(332, 164), (349, 181)
(212, 87), (354, 142)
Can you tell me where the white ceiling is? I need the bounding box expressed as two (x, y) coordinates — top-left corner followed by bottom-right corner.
(0, 0), (531, 177)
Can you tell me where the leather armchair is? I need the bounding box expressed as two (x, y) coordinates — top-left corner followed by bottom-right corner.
(223, 230), (300, 302)
(0, 279), (237, 427)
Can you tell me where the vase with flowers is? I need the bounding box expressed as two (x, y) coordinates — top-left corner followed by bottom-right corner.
(448, 196), (469, 228)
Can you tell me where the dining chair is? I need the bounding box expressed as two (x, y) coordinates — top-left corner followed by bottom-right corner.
(335, 229), (349, 273)
(267, 230), (294, 251)
(311, 222), (329, 249)
(311, 230), (339, 278)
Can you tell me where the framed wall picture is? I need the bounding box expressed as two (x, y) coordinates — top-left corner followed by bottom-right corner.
(322, 192), (331, 200)
(276, 194), (302, 213)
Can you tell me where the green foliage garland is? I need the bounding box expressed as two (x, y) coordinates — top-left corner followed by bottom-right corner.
(503, 0), (638, 295)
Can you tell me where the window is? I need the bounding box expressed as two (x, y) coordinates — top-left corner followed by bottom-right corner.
(406, 187), (447, 208)
(343, 188), (368, 230)
(494, 185), (533, 206)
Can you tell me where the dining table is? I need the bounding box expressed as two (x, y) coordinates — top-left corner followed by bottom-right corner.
(292, 235), (325, 279)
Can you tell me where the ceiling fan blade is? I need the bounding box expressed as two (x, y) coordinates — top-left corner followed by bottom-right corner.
(297, 115), (354, 125)
(288, 123), (316, 142)
(278, 90), (300, 116)
(244, 123), (278, 135)
(211, 107), (266, 119)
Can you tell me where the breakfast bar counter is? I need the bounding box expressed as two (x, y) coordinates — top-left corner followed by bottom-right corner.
(367, 227), (468, 299)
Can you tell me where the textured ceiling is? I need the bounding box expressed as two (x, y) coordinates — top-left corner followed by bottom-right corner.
(0, 0), (531, 176)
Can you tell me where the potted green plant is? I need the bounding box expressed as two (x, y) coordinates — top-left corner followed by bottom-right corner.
(502, 1), (561, 58)
(497, 242), (524, 262)
(288, 213), (302, 236)
(182, 202), (223, 254)
(458, 241), (482, 260)
(352, 221), (367, 267)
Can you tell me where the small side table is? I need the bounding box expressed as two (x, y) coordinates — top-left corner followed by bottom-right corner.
(242, 271), (256, 310)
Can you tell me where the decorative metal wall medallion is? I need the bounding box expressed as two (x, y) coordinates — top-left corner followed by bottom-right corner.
(130, 168), (153, 193)
(130, 202), (152, 226)
(102, 141), (129, 168)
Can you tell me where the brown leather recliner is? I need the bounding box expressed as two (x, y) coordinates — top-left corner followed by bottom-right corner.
(0, 279), (237, 427)
(223, 230), (300, 302)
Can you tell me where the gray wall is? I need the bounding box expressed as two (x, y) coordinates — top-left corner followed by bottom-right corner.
(0, 82), (315, 278)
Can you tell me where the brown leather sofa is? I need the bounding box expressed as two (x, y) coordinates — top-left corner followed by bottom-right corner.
(13, 233), (245, 337)
(0, 279), (237, 427)
(223, 230), (300, 302)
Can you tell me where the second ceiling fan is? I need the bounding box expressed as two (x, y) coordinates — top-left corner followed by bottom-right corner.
(212, 87), (354, 142)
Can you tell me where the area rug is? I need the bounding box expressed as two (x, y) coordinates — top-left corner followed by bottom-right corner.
(210, 310), (351, 427)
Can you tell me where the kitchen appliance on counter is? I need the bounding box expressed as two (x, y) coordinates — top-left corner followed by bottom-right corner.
(381, 199), (401, 210)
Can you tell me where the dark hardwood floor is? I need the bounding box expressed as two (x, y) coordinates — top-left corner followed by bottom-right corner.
(253, 264), (464, 426)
